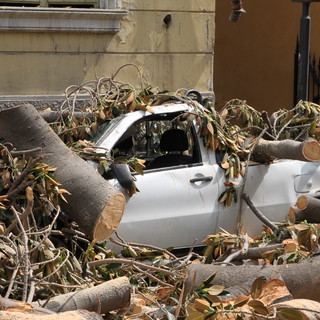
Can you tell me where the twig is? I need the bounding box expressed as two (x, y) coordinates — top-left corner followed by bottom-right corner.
(10, 147), (42, 157)
(214, 307), (277, 319)
(11, 206), (30, 302)
(220, 234), (249, 266)
(242, 193), (278, 231)
(133, 265), (174, 288)
(88, 258), (177, 277)
(110, 237), (177, 260)
(7, 155), (44, 195)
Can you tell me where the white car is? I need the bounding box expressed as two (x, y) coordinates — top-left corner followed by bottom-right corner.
(93, 102), (320, 250)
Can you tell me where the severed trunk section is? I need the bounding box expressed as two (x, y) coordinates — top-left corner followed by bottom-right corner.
(0, 105), (125, 242)
(252, 138), (320, 163)
(291, 195), (320, 223)
(33, 277), (131, 314)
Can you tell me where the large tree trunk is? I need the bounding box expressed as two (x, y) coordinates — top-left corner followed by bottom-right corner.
(252, 138), (320, 162)
(185, 258), (320, 302)
(33, 277), (131, 314)
(0, 105), (125, 242)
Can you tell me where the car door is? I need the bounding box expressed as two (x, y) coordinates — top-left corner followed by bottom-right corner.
(102, 110), (220, 249)
(216, 160), (320, 237)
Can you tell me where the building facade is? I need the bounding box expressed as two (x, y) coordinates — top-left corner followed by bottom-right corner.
(0, 0), (215, 99)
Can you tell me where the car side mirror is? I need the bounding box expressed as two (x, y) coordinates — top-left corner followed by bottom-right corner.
(111, 163), (134, 190)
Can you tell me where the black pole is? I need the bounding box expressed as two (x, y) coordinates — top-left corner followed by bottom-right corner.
(297, 1), (311, 101)
(293, 37), (300, 105)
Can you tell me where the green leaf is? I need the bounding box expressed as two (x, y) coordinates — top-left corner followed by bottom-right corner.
(201, 272), (217, 289)
(277, 308), (305, 320)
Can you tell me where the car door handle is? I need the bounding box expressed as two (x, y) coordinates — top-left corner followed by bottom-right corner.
(190, 176), (213, 183)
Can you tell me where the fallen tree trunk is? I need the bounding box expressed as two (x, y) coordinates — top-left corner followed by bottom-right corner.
(0, 105), (125, 242)
(32, 277), (131, 314)
(252, 138), (320, 162)
(185, 258), (320, 302)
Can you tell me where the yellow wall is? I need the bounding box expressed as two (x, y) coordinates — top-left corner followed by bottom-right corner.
(0, 0), (215, 95)
(215, 0), (320, 112)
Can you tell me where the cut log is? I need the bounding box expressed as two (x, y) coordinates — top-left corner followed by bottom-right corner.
(0, 297), (104, 319)
(0, 105), (125, 242)
(252, 138), (320, 163)
(295, 195), (320, 223)
(33, 277), (131, 314)
(0, 310), (103, 320)
(185, 257), (320, 302)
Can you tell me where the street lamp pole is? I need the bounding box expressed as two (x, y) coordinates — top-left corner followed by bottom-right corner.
(292, 0), (320, 102)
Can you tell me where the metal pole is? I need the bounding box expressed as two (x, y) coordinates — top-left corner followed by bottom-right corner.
(297, 1), (311, 101)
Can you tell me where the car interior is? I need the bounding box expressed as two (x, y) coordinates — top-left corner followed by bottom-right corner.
(111, 111), (202, 171)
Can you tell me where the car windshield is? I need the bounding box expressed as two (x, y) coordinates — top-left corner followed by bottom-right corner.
(91, 115), (126, 144)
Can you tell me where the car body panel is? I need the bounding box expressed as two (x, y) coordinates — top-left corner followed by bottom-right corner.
(93, 103), (320, 249)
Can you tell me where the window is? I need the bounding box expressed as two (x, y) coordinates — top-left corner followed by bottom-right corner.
(0, 0), (127, 32)
(112, 112), (202, 170)
(0, 0), (99, 8)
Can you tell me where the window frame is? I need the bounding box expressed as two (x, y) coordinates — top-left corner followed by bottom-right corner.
(0, 0), (127, 33)
(0, 0), (99, 8)
(109, 112), (203, 172)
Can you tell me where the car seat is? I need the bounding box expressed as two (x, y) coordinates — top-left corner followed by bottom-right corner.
(148, 129), (193, 169)
(113, 136), (133, 157)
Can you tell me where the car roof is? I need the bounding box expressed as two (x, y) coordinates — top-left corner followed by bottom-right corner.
(95, 103), (192, 151)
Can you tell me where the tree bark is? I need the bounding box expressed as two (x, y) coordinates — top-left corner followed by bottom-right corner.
(32, 277), (131, 314)
(185, 258), (320, 302)
(0, 105), (125, 242)
(252, 138), (320, 162)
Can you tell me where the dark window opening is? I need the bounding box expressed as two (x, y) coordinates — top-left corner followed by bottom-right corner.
(111, 112), (202, 171)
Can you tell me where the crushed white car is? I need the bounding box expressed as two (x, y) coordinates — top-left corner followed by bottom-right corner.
(93, 102), (320, 250)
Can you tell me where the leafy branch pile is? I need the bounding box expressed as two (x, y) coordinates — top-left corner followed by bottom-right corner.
(46, 70), (320, 205)
(2, 66), (320, 318)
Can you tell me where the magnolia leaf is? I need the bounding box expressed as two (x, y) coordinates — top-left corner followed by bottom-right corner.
(277, 308), (305, 320)
(248, 299), (269, 315)
(201, 272), (217, 288)
(128, 99), (137, 112)
(233, 295), (250, 308)
(185, 309), (205, 320)
(157, 287), (174, 300)
(206, 284), (225, 296)
(251, 276), (266, 299)
(194, 298), (210, 312)
(294, 224), (309, 231)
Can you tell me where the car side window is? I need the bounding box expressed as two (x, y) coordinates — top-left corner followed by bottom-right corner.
(112, 116), (202, 170)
